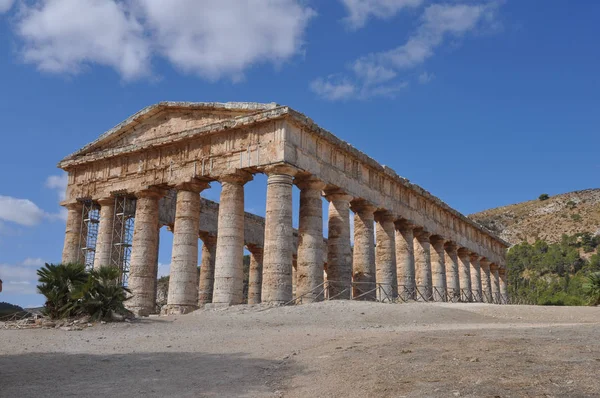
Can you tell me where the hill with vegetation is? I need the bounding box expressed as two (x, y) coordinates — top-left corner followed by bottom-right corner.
(469, 189), (600, 245)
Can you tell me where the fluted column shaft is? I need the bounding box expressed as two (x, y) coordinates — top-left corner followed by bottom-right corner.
(198, 235), (217, 305)
(375, 212), (397, 301)
(261, 170), (295, 304)
(93, 198), (115, 270)
(351, 202), (376, 301)
(325, 191), (353, 300)
(458, 248), (472, 301)
(444, 243), (460, 300)
(128, 190), (162, 316)
(166, 183), (207, 314)
(490, 264), (500, 304)
(247, 247), (263, 304)
(62, 202), (84, 264)
(414, 229), (432, 301)
(395, 221), (415, 299)
(213, 172), (252, 305)
(296, 177), (326, 303)
(480, 259), (492, 303)
(470, 254), (483, 302)
(499, 269), (508, 302)
(430, 236), (447, 302)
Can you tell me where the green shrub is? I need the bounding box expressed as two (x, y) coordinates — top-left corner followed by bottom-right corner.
(538, 194), (550, 201)
(583, 272), (600, 306)
(37, 263), (131, 320)
(571, 214), (582, 222)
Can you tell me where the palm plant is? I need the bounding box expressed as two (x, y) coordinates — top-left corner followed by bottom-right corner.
(583, 272), (600, 306)
(37, 263), (88, 319)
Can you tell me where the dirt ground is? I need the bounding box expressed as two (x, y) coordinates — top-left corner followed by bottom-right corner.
(1, 301), (599, 398)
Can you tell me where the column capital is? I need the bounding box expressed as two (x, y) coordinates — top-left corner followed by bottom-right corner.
(394, 219), (414, 231)
(429, 234), (446, 245)
(263, 163), (299, 177)
(97, 196), (115, 206)
(198, 232), (217, 245)
(219, 170), (253, 185)
(174, 179), (210, 193)
(324, 188), (352, 203)
(457, 247), (472, 257)
(374, 210), (395, 223)
(489, 263), (499, 271)
(444, 241), (458, 251)
(136, 187), (167, 199)
(61, 200), (83, 210)
(480, 258), (491, 266)
(469, 253), (482, 261)
(413, 227), (431, 241)
(294, 175), (326, 191)
(350, 199), (377, 215)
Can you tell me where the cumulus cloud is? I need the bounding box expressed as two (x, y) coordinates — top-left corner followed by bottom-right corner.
(0, 0), (14, 13)
(310, 76), (356, 101)
(0, 196), (47, 226)
(341, 0), (423, 29)
(46, 173), (68, 201)
(418, 71), (435, 84)
(12, 0), (315, 81)
(312, 2), (501, 100)
(0, 260), (42, 295)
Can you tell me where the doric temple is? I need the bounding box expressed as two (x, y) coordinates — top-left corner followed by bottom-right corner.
(58, 102), (510, 316)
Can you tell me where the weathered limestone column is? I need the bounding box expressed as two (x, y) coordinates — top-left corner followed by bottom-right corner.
(247, 246), (263, 304)
(165, 182), (208, 314)
(414, 228), (432, 301)
(430, 236), (447, 302)
(444, 242), (460, 300)
(127, 189), (163, 316)
(480, 259), (492, 304)
(213, 171), (253, 305)
(351, 201), (376, 301)
(198, 234), (217, 305)
(457, 248), (472, 301)
(375, 211), (397, 302)
(62, 201), (84, 264)
(490, 263), (500, 304)
(470, 254), (483, 302)
(295, 176), (326, 303)
(292, 257), (297, 299)
(395, 220), (415, 299)
(499, 268), (508, 303)
(325, 189), (353, 300)
(261, 167), (295, 304)
(93, 197), (115, 270)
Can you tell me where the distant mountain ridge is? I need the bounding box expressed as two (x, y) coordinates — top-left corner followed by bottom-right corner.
(469, 189), (600, 245)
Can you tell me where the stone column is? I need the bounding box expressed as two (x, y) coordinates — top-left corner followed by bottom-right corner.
(457, 248), (472, 301)
(198, 234), (217, 305)
(490, 263), (500, 304)
(351, 201), (376, 301)
(480, 259), (492, 303)
(499, 268), (508, 303)
(430, 236), (447, 302)
(295, 176), (326, 303)
(414, 228), (432, 301)
(325, 189), (353, 300)
(375, 211), (397, 302)
(470, 254), (483, 302)
(395, 220), (415, 299)
(93, 197), (115, 270)
(247, 246), (263, 304)
(261, 167), (295, 304)
(127, 189), (163, 316)
(292, 257), (297, 299)
(444, 242), (460, 301)
(212, 171), (252, 305)
(165, 182), (208, 314)
(62, 201), (84, 264)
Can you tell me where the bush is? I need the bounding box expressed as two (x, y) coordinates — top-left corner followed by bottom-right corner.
(571, 214), (582, 222)
(538, 194), (550, 201)
(583, 272), (600, 306)
(37, 263), (131, 320)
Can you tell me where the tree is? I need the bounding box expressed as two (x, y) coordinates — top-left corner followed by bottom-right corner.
(583, 272), (600, 306)
(538, 194), (550, 201)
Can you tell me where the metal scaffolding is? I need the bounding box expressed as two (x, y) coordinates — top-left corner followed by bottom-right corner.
(110, 194), (136, 286)
(78, 200), (99, 270)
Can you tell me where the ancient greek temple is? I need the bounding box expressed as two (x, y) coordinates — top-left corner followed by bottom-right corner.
(58, 102), (510, 316)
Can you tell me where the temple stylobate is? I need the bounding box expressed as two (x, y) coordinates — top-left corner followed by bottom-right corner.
(58, 102), (510, 316)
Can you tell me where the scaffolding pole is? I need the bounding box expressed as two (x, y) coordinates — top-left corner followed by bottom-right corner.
(110, 194), (136, 286)
(78, 199), (99, 270)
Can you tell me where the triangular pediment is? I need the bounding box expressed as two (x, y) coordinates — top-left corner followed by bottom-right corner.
(61, 102), (279, 163)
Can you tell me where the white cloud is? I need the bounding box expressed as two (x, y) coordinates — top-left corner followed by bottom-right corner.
(45, 173), (68, 201)
(0, 0), (15, 13)
(0, 261), (41, 295)
(0, 196), (47, 226)
(418, 71), (434, 84)
(310, 77), (356, 101)
(22, 257), (45, 267)
(13, 0), (315, 81)
(313, 2), (501, 100)
(341, 0), (423, 30)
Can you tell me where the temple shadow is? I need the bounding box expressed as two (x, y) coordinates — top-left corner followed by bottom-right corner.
(0, 351), (298, 397)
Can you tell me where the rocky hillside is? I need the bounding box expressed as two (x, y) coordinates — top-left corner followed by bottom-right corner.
(469, 189), (600, 245)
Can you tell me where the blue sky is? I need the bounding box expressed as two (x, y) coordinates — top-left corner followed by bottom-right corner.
(0, 0), (598, 308)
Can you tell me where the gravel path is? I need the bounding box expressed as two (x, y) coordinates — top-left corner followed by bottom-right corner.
(1, 302), (599, 397)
